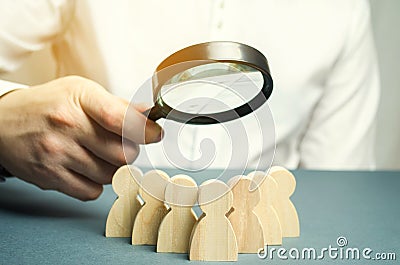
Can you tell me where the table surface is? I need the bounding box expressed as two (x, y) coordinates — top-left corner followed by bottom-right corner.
(0, 169), (399, 264)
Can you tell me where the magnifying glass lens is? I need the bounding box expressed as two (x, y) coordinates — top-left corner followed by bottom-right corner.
(160, 63), (263, 115)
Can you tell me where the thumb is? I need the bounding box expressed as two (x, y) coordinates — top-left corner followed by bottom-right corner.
(78, 81), (162, 144)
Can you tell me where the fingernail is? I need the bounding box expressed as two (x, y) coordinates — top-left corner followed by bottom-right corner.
(156, 128), (164, 142)
(146, 124), (163, 143)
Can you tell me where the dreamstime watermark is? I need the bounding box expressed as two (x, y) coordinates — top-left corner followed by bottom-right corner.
(123, 60), (276, 205)
(257, 236), (396, 261)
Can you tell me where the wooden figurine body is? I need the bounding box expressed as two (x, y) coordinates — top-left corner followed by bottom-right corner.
(132, 170), (170, 245)
(105, 165), (142, 237)
(250, 171), (283, 245)
(157, 175), (198, 253)
(228, 176), (264, 253)
(189, 180), (238, 261)
(269, 166), (300, 237)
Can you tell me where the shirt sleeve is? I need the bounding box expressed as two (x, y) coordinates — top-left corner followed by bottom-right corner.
(0, 80), (27, 97)
(0, 0), (74, 73)
(299, 0), (380, 170)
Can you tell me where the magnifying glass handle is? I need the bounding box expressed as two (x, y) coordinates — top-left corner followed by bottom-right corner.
(142, 105), (163, 121)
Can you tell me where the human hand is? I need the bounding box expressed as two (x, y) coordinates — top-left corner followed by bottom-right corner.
(0, 76), (162, 200)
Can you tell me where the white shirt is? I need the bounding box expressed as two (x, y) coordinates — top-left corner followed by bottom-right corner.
(0, 0), (380, 170)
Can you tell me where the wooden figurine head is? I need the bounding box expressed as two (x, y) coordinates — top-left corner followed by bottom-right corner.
(269, 166), (296, 196)
(198, 179), (233, 215)
(228, 176), (260, 210)
(111, 165), (142, 195)
(165, 174), (198, 207)
(139, 169), (170, 203)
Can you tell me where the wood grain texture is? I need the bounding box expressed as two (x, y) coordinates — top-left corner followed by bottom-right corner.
(250, 171), (283, 245)
(189, 180), (238, 261)
(228, 176), (264, 253)
(269, 166), (300, 237)
(132, 170), (170, 245)
(157, 175), (198, 253)
(105, 165), (142, 237)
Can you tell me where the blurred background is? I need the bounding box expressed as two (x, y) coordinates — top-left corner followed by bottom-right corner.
(0, 0), (399, 169)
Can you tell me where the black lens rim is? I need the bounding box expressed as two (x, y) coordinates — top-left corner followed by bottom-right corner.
(151, 41), (273, 124)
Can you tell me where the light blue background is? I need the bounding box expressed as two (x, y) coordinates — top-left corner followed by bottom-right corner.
(0, 169), (399, 264)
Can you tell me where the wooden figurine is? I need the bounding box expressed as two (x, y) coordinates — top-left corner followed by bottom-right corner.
(132, 170), (170, 245)
(227, 175), (264, 253)
(157, 175), (198, 253)
(189, 179), (238, 261)
(269, 166), (300, 237)
(105, 165), (143, 237)
(250, 171), (283, 245)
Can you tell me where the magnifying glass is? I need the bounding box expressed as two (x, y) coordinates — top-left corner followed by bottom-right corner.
(143, 41), (273, 124)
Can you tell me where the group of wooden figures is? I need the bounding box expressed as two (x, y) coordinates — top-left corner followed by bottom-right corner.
(105, 165), (300, 261)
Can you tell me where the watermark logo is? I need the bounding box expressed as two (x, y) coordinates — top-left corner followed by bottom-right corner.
(336, 236), (348, 247)
(257, 236), (396, 261)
